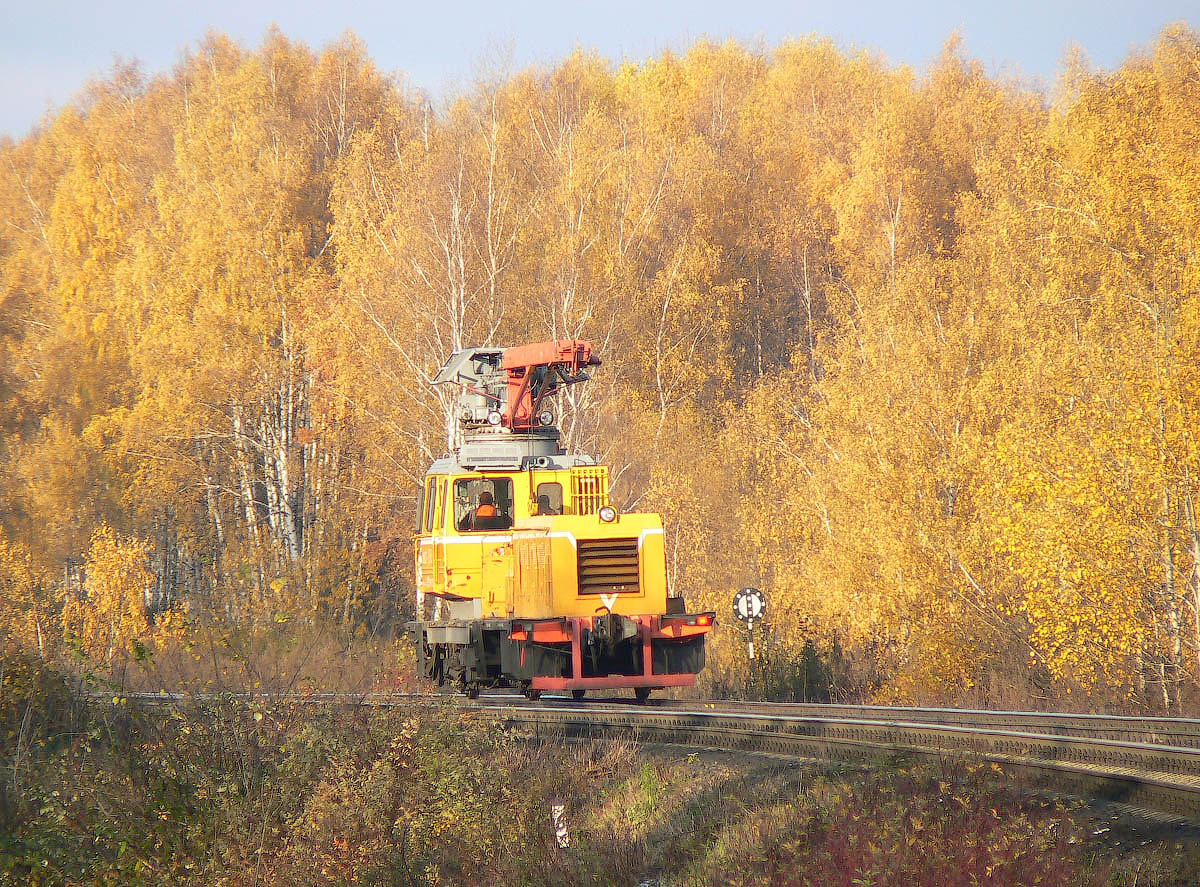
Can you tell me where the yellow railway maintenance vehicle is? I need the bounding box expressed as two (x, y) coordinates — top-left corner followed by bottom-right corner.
(409, 339), (715, 701)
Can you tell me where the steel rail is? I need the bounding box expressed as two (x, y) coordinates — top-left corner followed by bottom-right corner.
(466, 700), (1200, 820)
(120, 691), (1200, 738)
(205, 692), (1200, 749)
(115, 691), (1200, 821)
(640, 700), (1200, 749)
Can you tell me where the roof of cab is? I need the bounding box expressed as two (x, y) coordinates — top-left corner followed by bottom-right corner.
(424, 452), (596, 476)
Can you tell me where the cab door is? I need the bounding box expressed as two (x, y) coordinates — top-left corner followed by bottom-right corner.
(416, 478), (435, 617)
(443, 475), (485, 601)
(481, 537), (511, 615)
(432, 478), (448, 596)
(480, 474), (526, 614)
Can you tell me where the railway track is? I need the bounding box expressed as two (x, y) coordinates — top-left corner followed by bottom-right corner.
(123, 691), (1200, 823)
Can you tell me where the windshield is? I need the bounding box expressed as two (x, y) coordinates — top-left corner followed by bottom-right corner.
(453, 477), (514, 532)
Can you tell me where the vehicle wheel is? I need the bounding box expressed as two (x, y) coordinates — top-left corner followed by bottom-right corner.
(464, 683), (480, 700)
(571, 689), (586, 700)
(634, 687), (651, 703)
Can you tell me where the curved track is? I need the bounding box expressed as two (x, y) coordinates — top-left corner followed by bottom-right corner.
(126, 691), (1200, 822)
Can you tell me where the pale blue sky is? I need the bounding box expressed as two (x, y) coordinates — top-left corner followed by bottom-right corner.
(1, 0), (1196, 140)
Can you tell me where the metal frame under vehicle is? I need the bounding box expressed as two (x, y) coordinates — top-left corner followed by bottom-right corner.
(409, 612), (713, 699)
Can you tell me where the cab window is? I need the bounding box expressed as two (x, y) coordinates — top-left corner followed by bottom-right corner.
(534, 481), (563, 515)
(454, 477), (514, 532)
(436, 480), (448, 531)
(416, 483), (426, 531)
(423, 478), (438, 531)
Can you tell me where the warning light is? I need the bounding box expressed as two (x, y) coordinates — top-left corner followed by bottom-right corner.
(667, 614), (715, 628)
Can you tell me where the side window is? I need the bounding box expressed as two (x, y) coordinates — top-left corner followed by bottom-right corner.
(416, 483), (426, 532)
(534, 482), (563, 515)
(435, 480), (448, 531)
(454, 477), (515, 532)
(424, 478), (438, 532)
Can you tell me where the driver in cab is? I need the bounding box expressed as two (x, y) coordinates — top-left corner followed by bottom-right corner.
(465, 490), (510, 531)
(475, 490), (497, 520)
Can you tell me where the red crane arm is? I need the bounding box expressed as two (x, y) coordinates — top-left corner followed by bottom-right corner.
(501, 339), (601, 431)
(501, 339), (598, 372)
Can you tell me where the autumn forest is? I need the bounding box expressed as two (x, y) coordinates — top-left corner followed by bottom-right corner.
(2, 25), (1199, 712)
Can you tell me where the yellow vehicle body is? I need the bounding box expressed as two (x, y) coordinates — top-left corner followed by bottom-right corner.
(415, 465), (669, 621)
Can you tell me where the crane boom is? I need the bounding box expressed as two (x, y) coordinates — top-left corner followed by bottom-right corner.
(501, 339), (600, 431)
(434, 338), (600, 432)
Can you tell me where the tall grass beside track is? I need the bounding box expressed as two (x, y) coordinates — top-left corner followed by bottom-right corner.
(3, 649), (1199, 886)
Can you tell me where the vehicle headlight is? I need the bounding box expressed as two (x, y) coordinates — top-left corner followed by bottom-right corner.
(598, 505), (617, 522)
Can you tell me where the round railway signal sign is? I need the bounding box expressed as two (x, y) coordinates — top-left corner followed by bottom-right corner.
(733, 587), (766, 625)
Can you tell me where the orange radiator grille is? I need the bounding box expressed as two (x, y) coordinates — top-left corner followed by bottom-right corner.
(577, 538), (640, 596)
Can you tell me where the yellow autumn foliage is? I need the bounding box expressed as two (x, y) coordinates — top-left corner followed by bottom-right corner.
(0, 530), (49, 655)
(60, 526), (159, 664)
(0, 27), (1198, 710)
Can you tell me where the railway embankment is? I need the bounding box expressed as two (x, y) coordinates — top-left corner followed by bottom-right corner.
(4, 655), (1200, 886)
